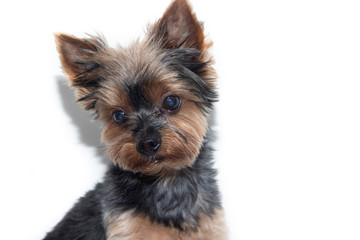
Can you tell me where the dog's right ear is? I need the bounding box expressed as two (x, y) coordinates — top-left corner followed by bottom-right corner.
(55, 34), (106, 110)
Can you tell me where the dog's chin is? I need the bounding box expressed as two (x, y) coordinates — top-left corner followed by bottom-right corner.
(112, 151), (197, 176)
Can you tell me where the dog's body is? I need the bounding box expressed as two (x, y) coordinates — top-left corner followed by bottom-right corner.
(45, 0), (227, 239)
(44, 147), (226, 240)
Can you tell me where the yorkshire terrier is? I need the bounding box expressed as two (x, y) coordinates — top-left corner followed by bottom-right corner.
(45, 0), (227, 239)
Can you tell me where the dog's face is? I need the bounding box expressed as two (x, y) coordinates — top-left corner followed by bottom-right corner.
(55, 0), (217, 175)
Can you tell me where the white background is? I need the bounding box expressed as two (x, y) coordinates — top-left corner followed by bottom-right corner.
(1, 0), (360, 239)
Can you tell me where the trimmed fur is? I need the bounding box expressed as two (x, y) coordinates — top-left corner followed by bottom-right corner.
(45, 0), (227, 239)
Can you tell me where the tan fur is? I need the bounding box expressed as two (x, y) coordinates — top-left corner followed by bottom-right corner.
(96, 39), (210, 175)
(101, 75), (209, 175)
(54, 0), (219, 176)
(105, 209), (228, 240)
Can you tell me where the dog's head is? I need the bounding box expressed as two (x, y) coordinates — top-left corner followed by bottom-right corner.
(55, 0), (217, 175)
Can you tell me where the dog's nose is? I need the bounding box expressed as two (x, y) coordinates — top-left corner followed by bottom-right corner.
(136, 136), (161, 156)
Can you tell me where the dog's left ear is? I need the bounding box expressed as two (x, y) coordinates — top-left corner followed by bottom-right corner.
(155, 0), (205, 51)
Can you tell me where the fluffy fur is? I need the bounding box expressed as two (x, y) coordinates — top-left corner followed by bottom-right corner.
(45, 0), (227, 239)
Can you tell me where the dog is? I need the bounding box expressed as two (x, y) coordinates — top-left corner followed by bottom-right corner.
(45, 0), (227, 239)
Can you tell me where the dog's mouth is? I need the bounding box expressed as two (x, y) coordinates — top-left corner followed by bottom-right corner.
(146, 155), (164, 164)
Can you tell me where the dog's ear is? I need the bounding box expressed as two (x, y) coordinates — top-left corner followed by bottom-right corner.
(55, 34), (104, 84)
(155, 0), (205, 50)
(55, 34), (106, 111)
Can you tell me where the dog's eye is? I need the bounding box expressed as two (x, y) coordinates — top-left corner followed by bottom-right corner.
(163, 95), (181, 111)
(113, 111), (127, 124)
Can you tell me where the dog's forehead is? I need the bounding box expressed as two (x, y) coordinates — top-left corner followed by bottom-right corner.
(124, 81), (152, 110)
(121, 69), (184, 111)
(97, 42), (212, 112)
(99, 46), (182, 110)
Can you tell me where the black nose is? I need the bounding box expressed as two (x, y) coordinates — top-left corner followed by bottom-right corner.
(136, 136), (161, 156)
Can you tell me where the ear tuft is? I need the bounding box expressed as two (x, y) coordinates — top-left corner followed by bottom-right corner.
(155, 0), (205, 50)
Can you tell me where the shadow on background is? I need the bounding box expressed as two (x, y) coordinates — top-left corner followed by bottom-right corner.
(56, 76), (110, 166)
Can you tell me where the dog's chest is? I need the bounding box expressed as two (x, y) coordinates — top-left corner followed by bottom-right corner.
(104, 209), (227, 240)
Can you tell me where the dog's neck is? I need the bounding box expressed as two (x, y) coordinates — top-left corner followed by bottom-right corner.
(101, 137), (221, 231)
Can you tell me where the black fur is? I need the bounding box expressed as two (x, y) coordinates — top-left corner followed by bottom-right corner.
(125, 82), (152, 111)
(43, 185), (106, 240)
(43, 137), (221, 239)
(102, 137), (221, 230)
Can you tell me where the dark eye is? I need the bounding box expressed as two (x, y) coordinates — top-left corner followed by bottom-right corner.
(163, 95), (181, 111)
(112, 110), (127, 124)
